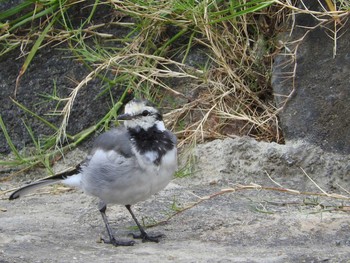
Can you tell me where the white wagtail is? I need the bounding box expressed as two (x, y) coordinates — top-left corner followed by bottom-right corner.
(9, 98), (178, 246)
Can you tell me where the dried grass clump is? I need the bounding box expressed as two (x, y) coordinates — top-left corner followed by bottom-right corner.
(162, 1), (288, 145)
(163, 0), (349, 146)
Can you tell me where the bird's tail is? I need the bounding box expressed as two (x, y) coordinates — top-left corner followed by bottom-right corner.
(9, 165), (80, 200)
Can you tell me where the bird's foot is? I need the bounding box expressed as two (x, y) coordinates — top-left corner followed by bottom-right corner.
(101, 236), (135, 247)
(129, 232), (164, 243)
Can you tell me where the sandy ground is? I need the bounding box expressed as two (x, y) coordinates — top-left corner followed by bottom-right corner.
(1, 137), (350, 262)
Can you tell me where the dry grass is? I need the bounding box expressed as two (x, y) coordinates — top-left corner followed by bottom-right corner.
(99, 0), (288, 146)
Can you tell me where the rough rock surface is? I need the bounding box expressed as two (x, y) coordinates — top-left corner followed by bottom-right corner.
(272, 3), (350, 154)
(1, 138), (349, 262)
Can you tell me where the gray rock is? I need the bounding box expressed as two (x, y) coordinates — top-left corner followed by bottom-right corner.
(272, 3), (350, 154)
(192, 137), (350, 190)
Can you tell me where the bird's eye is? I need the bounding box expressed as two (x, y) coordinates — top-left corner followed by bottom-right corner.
(142, 110), (150, 116)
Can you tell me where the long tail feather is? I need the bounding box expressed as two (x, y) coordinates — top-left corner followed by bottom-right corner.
(9, 165), (80, 200)
(9, 179), (61, 200)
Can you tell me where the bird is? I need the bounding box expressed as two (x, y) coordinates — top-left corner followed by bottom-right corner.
(9, 98), (178, 246)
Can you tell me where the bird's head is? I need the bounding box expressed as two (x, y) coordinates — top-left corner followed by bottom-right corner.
(117, 99), (165, 131)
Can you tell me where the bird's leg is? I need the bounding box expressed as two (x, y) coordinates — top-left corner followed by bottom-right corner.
(99, 202), (135, 246)
(125, 205), (164, 243)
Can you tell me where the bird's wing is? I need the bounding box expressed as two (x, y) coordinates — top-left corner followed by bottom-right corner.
(92, 126), (133, 157)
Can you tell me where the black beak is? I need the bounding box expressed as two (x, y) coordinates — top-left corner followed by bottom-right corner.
(117, 113), (133, 120)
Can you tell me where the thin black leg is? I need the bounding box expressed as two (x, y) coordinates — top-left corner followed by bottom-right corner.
(125, 205), (163, 243)
(99, 204), (135, 246)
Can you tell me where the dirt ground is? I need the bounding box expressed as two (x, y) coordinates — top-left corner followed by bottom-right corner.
(1, 137), (350, 263)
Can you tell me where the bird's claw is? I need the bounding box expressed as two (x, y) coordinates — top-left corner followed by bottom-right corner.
(129, 232), (164, 243)
(101, 237), (136, 246)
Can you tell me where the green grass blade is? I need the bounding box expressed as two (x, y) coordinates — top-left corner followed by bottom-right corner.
(0, 114), (22, 160)
(0, 0), (34, 21)
(15, 16), (57, 91)
(155, 27), (188, 56)
(0, 159), (27, 166)
(21, 119), (40, 149)
(9, 3), (59, 31)
(21, 119), (54, 173)
(182, 30), (195, 64)
(11, 98), (59, 132)
(210, 1), (274, 24)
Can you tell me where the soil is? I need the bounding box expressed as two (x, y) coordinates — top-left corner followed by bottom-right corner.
(1, 138), (350, 263)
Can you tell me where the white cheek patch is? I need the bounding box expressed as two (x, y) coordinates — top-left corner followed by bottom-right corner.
(156, 121), (166, 131)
